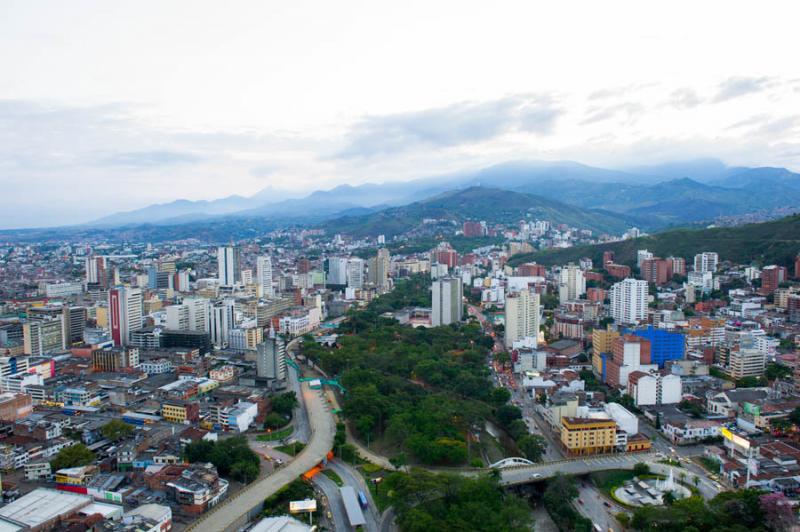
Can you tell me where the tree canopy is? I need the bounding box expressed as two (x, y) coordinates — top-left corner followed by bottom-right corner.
(51, 443), (95, 471)
(184, 435), (260, 484)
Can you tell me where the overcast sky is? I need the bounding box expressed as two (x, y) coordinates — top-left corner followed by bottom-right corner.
(2, 1), (800, 228)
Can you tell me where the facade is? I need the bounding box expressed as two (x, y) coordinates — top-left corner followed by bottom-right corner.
(256, 336), (286, 380)
(605, 335), (656, 388)
(627, 326), (684, 368)
(431, 277), (463, 327)
(561, 417), (617, 456)
(609, 278), (648, 325)
(217, 246), (241, 287)
(693, 252), (719, 273)
(346, 258), (365, 289)
(627, 371), (681, 406)
(760, 265), (788, 295)
(558, 264), (586, 303)
(591, 327), (620, 375)
(256, 256), (274, 298)
(109, 286), (143, 347)
(367, 248), (390, 291)
(504, 289), (540, 348)
(641, 257), (673, 286)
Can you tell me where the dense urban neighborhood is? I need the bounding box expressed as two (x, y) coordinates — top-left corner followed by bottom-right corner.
(0, 203), (799, 531)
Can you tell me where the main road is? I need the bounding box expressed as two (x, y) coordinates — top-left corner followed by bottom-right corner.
(186, 342), (336, 532)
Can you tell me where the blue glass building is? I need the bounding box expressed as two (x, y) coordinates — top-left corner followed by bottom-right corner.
(626, 326), (685, 368)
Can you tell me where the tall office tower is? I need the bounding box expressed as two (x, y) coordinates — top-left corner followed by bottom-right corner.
(346, 258), (365, 289)
(693, 252), (719, 273)
(504, 289), (541, 348)
(166, 304), (190, 331)
(217, 245), (241, 287)
(432, 277), (463, 327)
(209, 300), (235, 347)
(609, 278), (648, 325)
(636, 250), (653, 269)
(256, 335), (287, 380)
(174, 270), (191, 292)
(64, 306), (87, 345)
(558, 264), (586, 303)
(85, 256), (106, 285)
(327, 257), (349, 285)
(185, 297), (210, 332)
(256, 256), (274, 298)
(241, 269), (253, 286)
(108, 286), (143, 346)
(23, 316), (66, 356)
(368, 248), (390, 291)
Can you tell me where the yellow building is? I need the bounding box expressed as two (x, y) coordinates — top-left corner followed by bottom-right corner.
(591, 327), (619, 374)
(561, 417), (617, 456)
(95, 306), (109, 328)
(161, 402), (196, 423)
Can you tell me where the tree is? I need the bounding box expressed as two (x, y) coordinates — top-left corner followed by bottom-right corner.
(765, 363), (792, 382)
(495, 405), (523, 427)
(517, 434), (547, 462)
(263, 413), (288, 430)
(790, 407), (800, 427)
(760, 492), (794, 532)
(100, 419), (134, 441)
(51, 443), (95, 471)
(633, 462), (650, 476)
(489, 387), (511, 406)
(271, 391), (299, 418)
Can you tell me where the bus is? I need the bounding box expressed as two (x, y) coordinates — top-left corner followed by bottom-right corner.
(357, 490), (368, 509)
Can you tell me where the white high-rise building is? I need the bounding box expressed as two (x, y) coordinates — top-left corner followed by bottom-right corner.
(432, 277), (463, 327)
(217, 246), (241, 287)
(209, 300), (235, 347)
(346, 258), (365, 289)
(558, 264), (586, 303)
(504, 289), (540, 348)
(256, 335), (286, 380)
(609, 278), (648, 325)
(327, 257), (349, 285)
(108, 286), (142, 346)
(256, 256), (274, 298)
(693, 252), (719, 273)
(166, 298), (210, 332)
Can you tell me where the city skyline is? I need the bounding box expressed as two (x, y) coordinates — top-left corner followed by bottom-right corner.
(2, 1), (800, 227)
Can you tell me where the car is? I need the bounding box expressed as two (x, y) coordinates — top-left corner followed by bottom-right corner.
(578, 499), (584, 505)
(531, 473), (542, 479)
(603, 501), (612, 508)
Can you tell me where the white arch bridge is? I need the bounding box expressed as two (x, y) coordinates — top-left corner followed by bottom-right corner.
(489, 457), (535, 468)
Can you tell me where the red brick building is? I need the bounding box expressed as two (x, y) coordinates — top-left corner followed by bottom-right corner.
(605, 263), (631, 279)
(517, 263), (547, 277)
(641, 258), (673, 286)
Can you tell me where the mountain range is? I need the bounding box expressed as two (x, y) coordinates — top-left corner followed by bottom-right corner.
(84, 159), (800, 233)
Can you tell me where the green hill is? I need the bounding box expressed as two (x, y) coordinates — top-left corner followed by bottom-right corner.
(326, 186), (643, 238)
(508, 214), (800, 268)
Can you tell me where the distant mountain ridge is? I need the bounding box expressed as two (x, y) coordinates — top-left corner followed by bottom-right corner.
(82, 158), (800, 232)
(326, 186), (645, 237)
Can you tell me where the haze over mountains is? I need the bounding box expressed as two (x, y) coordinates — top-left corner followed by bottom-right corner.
(84, 159), (800, 233)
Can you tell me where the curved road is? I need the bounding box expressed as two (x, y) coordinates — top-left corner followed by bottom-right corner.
(187, 349), (336, 532)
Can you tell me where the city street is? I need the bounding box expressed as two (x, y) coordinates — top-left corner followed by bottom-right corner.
(575, 481), (624, 532)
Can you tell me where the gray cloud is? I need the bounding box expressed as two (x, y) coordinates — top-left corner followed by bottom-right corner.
(713, 76), (774, 103)
(669, 88), (702, 109)
(100, 150), (201, 168)
(336, 95), (562, 158)
(581, 102), (644, 125)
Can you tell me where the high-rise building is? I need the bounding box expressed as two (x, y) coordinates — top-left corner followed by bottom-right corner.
(727, 336), (766, 380)
(609, 278), (648, 325)
(636, 250), (653, 269)
(346, 258), (365, 289)
(640, 257), (673, 286)
(558, 264), (586, 303)
(760, 265), (787, 295)
(693, 252), (719, 273)
(432, 277), (463, 327)
(604, 335), (655, 387)
(256, 336), (286, 380)
(591, 326), (620, 375)
(327, 257), (349, 286)
(209, 300), (235, 347)
(462, 221), (486, 237)
(368, 248), (390, 291)
(505, 289), (540, 348)
(256, 256), (274, 298)
(63, 306), (87, 345)
(108, 286), (143, 347)
(92, 346), (140, 372)
(668, 256), (686, 276)
(217, 246), (241, 287)
(23, 316), (65, 356)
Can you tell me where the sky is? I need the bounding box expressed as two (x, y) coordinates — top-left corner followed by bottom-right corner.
(1, 0), (800, 228)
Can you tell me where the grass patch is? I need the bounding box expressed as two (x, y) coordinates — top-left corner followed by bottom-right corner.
(697, 456), (721, 474)
(322, 469), (344, 486)
(263, 478), (316, 517)
(658, 458), (683, 468)
(256, 427), (294, 441)
(275, 442), (306, 456)
(358, 465), (392, 512)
